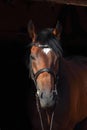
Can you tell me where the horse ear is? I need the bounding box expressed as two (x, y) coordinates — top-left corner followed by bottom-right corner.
(52, 21), (62, 40)
(28, 20), (36, 42)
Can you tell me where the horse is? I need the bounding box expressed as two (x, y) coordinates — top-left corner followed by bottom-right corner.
(26, 20), (87, 130)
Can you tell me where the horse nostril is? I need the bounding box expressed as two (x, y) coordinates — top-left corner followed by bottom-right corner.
(37, 90), (44, 98)
(40, 92), (47, 99)
(40, 92), (43, 98)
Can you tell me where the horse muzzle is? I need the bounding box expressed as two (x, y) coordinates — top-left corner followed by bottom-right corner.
(36, 89), (57, 108)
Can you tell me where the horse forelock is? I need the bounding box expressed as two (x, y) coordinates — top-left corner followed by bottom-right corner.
(35, 28), (63, 57)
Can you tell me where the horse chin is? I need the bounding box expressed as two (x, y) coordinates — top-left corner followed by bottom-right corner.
(39, 98), (56, 109)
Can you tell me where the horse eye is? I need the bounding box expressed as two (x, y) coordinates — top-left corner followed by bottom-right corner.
(30, 55), (35, 60)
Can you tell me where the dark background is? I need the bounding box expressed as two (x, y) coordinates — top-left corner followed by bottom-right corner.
(0, 1), (87, 129)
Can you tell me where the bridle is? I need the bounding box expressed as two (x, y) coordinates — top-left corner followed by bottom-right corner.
(29, 43), (61, 130)
(32, 68), (56, 85)
(29, 43), (59, 95)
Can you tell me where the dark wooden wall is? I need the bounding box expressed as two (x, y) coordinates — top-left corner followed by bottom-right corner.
(0, 1), (87, 54)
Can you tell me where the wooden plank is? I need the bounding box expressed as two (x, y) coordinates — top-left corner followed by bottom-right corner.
(31, 0), (87, 7)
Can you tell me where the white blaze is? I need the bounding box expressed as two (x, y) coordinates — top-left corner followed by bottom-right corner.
(43, 48), (51, 54)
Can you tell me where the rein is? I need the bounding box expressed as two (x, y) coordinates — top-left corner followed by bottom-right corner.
(36, 94), (55, 130)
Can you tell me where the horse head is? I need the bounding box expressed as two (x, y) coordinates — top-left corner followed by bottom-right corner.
(28, 20), (63, 108)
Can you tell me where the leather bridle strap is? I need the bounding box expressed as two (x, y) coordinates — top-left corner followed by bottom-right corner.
(36, 94), (54, 130)
(34, 68), (56, 83)
(32, 67), (58, 97)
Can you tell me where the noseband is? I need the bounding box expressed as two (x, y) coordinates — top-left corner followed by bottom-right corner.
(32, 68), (56, 85)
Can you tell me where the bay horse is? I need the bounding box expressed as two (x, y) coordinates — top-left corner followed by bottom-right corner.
(27, 20), (87, 130)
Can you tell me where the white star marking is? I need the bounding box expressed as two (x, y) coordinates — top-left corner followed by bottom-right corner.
(43, 48), (51, 54)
